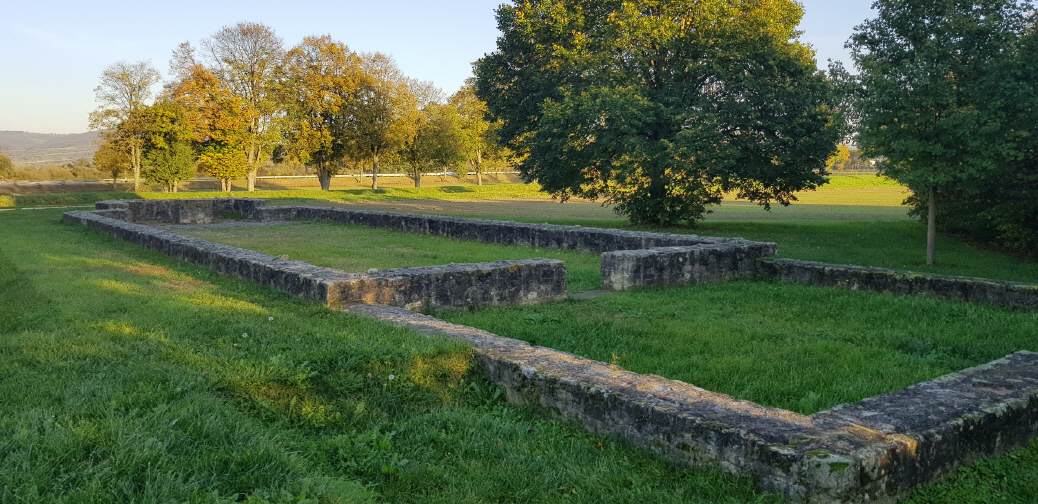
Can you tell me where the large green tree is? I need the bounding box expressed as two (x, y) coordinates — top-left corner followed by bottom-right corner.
(849, 0), (1034, 264)
(475, 0), (844, 225)
(137, 100), (196, 192)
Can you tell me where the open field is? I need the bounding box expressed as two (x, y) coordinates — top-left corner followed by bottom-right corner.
(3, 175), (1038, 501)
(176, 221), (603, 292)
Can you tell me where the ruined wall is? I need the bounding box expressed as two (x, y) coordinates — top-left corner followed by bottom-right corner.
(759, 258), (1038, 310)
(600, 243), (778, 290)
(64, 209), (565, 310)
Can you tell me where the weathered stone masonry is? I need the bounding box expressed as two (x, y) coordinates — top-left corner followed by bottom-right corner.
(759, 258), (1038, 310)
(66, 199), (1038, 502)
(64, 207), (565, 310)
(348, 304), (1038, 503)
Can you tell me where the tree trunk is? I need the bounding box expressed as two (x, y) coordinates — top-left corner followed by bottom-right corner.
(318, 165), (332, 191)
(170, 182), (178, 193)
(475, 149), (483, 186)
(413, 167), (421, 188)
(371, 153), (380, 190)
(130, 143), (141, 192)
(246, 129), (260, 192)
(926, 190), (937, 266)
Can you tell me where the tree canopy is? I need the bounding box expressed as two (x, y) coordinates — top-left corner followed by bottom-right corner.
(849, 0), (1036, 262)
(279, 36), (366, 190)
(0, 153), (14, 180)
(475, 0), (844, 225)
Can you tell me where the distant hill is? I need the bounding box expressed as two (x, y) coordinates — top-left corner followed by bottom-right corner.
(0, 131), (101, 166)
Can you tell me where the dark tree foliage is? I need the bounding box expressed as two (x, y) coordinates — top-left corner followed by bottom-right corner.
(909, 17), (1038, 253)
(475, 0), (844, 225)
(850, 0), (1036, 258)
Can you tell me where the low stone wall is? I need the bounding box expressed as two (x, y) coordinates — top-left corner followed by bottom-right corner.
(601, 243), (778, 290)
(759, 258), (1038, 310)
(254, 204), (750, 253)
(64, 209), (565, 310)
(96, 198), (263, 224)
(333, 260), (565, 310)
(348, 303), (1038, 503)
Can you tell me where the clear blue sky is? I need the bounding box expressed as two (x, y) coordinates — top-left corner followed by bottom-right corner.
(1, 0), (874, 134)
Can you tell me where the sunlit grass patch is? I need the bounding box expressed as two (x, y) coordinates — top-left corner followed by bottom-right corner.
(438, 281), (1038, 415)
(175, 221), (604, 292)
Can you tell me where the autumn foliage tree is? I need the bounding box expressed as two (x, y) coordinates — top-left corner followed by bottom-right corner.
(342, 53), (419, 190)
(280, 35), (366, 190)
(200, 23), (285, 191)
(449, 82), (500, 186)
(168, 64), (252, 191)
(475, 0), (844, 225)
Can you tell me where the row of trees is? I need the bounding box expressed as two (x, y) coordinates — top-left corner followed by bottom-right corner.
(91, 24), (505, 193)
(472, 0), (1036, 260)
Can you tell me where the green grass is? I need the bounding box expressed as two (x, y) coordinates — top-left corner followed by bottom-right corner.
(438, 284), (1038, 414)
(175, 221), (603, 292)
(436, 283), (1038, 502)
(0, 209), (774, 503)
(4, 176), (1038, 501)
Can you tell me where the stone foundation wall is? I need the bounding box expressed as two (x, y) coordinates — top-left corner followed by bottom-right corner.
(759, 258), (1038, 310)
(70, 198), (1038, 501)
(601, 243), (778, 290)
(96, 198), (263, 224)
(64, 209), (565, 310)
(254, 204), (750, 253)
(347, 304), (1038, 503)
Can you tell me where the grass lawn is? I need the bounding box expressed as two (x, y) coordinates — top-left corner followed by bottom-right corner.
(0, 209), (774, 503)
(175, 221), (603, 292)
(4, 176), (1038, 502)
(438, 284), (1038, 414)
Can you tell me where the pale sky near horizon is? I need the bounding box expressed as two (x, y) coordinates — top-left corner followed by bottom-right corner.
(1, 1), (874, 134)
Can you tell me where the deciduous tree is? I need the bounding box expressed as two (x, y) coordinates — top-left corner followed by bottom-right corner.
(200, 23), (284, 191)
(400, 102), (465, 188)
(475, 0), (844, 225)
(143, 141), (195, 192)
(168, 64), (252, 191)
(93, 136), (131, 189)
(449, 82), (499, 186)
(342, 53), (419, 190)
(280, 35), (366, 190)
(849, 0), (1033, 264)
(88, 61), (161, 191)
